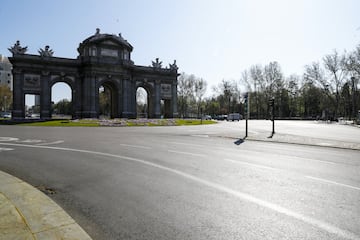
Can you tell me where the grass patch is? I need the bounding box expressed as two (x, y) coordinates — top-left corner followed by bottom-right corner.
(175, 119), (216, 125)
(18, 120), (99, 127)
(2, 118), (216, 127)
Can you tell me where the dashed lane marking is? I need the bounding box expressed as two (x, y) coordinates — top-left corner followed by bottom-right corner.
(36, 140), (65, 146)
(169, 142), (205, 148)
(119, 143), (152, 150)
(18, 139), (44, 143)
(224, 158), (279, 171)
(191, 134), (209, 138)
(306, 176), (360, 191)
(0, 142), (359, 240)
(167, 150), (206, 158)
(0, 137), (19, 142)
(0, 147), (14, 152)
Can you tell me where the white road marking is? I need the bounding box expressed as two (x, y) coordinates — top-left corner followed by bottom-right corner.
(191, 134), (209, 138)
(0, 142), (359, 240)
(296, 157), (338, 165)
(119, 143), (152, 150)
(18, 139), (44, 143)
(220, 148), (339, 166)
(167, 150), (206, 158)
(0, 147), (14, 152)
(36, 140), (65, 146)
(0, 137), (19, 142)
(224, 158), (279, 171)
(169, 142), (205, 148)
(306, 176), (360, 191)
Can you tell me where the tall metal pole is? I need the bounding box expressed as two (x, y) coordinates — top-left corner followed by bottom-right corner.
(245, 93), (249, 138)
(271, 98), (275, 135)
(272, 112), (275, 135)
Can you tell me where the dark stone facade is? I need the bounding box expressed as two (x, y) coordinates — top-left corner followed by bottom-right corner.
(9, 29), (179, 119)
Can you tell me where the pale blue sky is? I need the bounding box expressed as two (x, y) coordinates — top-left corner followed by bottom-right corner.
(1, 0), (360, 102)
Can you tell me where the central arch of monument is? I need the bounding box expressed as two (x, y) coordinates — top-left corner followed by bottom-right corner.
(9, 29), (179, 119)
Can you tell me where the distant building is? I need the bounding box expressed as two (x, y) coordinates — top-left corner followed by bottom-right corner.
(0, 55), (13, 91)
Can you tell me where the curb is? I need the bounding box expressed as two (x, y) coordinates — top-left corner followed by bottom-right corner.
(246, 137), (360, 151)
(0, 170), (93, 240)
(216, 133), (360, 151)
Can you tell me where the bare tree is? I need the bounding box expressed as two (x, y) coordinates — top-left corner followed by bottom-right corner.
(194, 78), (207, 117)
(304, 62), (325, 85)
(264, 62), (284, 117)
(249, 65), (265, 118)
(346, 44), (360, 77)
(240, 69), (251, 91)
(213, 79), (239, 114)
(286, 74), (301, 117)
(323, 50), (348, 118)
(177, 72), (195, 118)
(264, 61), (284, 94)
(345, 45), (360, 118)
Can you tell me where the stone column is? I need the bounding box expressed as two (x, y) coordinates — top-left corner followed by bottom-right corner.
(117, 87), (122, 118)
(129, 80), (137, 119)
(171, 81), (178, 118)
(40, 71), (51, 119)
(122, 78), (132, 118)
(11, 70), (25, 119)
(154, 80), (161, 118)
(81, 73), (98, 118)
(73, 75), (82, 119)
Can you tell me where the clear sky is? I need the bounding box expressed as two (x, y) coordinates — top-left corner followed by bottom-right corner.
(1, 0), (360, 102)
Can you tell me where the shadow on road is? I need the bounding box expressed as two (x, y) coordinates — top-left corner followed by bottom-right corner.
(268, 132), (275, 138)
(234, 138), (246, 145)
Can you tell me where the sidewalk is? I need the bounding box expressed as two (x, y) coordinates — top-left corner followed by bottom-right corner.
(0, 170), (92, 240)
(246, 132), (360, 150)
(216, 129), (360, 150)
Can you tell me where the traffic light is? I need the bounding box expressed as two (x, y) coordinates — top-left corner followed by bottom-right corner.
(269, 98), (274, 107)
(244, 93), (248, 113)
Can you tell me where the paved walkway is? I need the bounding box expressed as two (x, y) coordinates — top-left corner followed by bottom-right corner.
(246, 132), (360, 150)
(0, 170), (92, 240)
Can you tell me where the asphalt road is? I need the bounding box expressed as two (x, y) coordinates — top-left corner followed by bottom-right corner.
(0, 121), (360, 239)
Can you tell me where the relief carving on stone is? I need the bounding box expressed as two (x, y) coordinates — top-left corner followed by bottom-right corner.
(161, 84), (172, 99)
(24, 74), (40, 87)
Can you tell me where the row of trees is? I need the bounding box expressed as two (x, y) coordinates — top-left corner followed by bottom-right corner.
(178, 43), (360, 120)
(0, 84), (12, 112)
(2, 41), (360, 121)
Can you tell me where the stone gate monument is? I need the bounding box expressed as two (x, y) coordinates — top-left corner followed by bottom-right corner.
(8, 29), (179, 119)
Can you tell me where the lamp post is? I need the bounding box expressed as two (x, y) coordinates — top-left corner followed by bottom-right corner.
(269, 98), (275, 136)
(244, 92), (249, 138)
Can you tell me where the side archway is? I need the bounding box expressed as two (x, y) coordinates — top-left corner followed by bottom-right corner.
(49, 77), (75, 119)
(136, 82), (154, 118)
(51, 82), (72, 118)
(97, 80), (120, 119)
